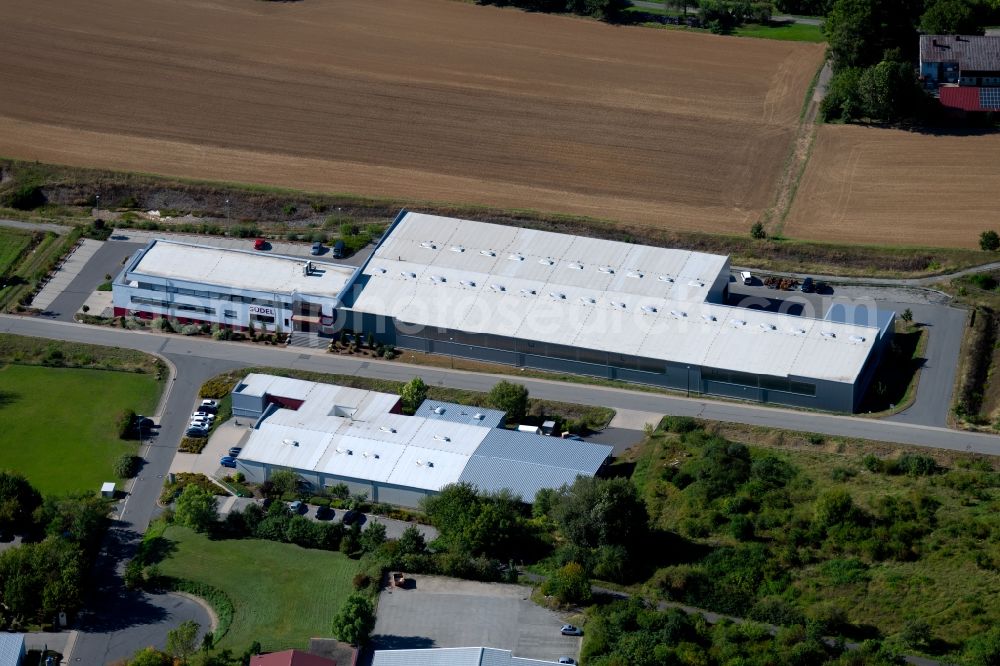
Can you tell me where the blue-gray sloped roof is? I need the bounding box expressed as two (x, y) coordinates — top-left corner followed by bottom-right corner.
(459, 429), (613, 500)
(0, 633), (24, 665)
(413, 400), (506, 429)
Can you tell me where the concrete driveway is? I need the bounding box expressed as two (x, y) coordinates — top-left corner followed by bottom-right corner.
(367, 575), (581, 664)
(39, 239), (146, 321)
(170, 418), (250, 478)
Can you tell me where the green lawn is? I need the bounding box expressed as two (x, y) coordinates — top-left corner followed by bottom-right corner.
(156, 526), (359, 652)
(0, 364), (160, 494)
(0, 228), (31, 275)
(734, 21), (825, 42)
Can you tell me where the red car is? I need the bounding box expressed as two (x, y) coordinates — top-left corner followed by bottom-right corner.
(254, 238), (266, 251)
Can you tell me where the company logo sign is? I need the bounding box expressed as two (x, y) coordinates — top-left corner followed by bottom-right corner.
(249, 305), (276, 317)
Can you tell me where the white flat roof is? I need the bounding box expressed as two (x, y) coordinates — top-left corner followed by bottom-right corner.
(237, 375), (610, 496)
(351, 213), (880, 384)
(130, 240), (354, 298)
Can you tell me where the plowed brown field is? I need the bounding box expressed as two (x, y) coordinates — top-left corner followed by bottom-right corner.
(0, 0), (822, 232)
(785, 125), (1000, 249)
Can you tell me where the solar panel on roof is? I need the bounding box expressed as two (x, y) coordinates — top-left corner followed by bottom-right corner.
(980, 87), (1000, 109)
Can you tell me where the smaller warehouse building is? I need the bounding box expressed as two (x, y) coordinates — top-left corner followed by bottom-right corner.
(231, 374), (612, 507)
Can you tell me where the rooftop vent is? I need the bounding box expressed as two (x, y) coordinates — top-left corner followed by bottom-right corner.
(598, 266), (614, 274)
(730, 318), (747, 327)
(642, 305), (659, 315)
(460, 280), (476, 288)
(480, 249), (496, 257)
(433, 435), (451, 442)
(539, 257), (555, 266)
(491, 283), (506, 292)
(669, 309), (686, 318)
(427, 461), (434, 468)
(627, 270), (644, 279)
(821, 331), (837, 339)
(790, 327), (806, 335)
(567, 262), (584, 270)
(688, 280), (704, 288)
(611, 301), (627, 310)
(401, 271), (416, 279)
(581, 296), (597, 305)
(658, 275), (674, 283)
(508, 253), (524, 262)
(420, 241), (437, 250)
(379, 426), (397, 433)
(430, 275), (446, 284)
(450, 245), (465, 253)
(849, 335), (866, 343)
(759, 323), (776, 331)
(520, 288), (537, 296)
(374, 267), (387, 274)
(433, 406), (446, 414)
(473, 413), (485, 420)
(549, 291), (567, 300)
(373, 453), (380, 459)
(282, 439), (299, 447)
(702, 314), (717, 322)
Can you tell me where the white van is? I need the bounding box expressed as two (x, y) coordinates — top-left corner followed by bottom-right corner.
(740, 271), (753, 285)
(517, 424), (542, 435)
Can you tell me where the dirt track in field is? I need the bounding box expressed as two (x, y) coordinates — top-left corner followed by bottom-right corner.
(785, 124), (1000, 249)
(0, 0), (823, 232)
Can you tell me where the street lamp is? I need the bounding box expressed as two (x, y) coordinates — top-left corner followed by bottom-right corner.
(449, 336), (454, 369)
(686, 365), (691, 397)
(225, 198), (230, 223)
(95, 193), (100, 219)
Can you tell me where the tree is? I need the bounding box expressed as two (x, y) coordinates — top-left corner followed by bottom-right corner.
(400, 377), (428, 414)
(166, 620), (201, 664)
(750, 221), (767, 239)
(980, 230), (1000, 251)
(269, 470), (299, 497)
(552, 477), (649, 552)
(422, 483), (528, 559)
(487, 380), (530, 423)
(825, 0), (922, 72)
(921, 0), (985, 34)
(814, 488), (861, 529)
(857, 59), (924, 122)
(396, 524), (427, 556)
(821, 67), (865, 121)
(360, 520), (387, 554)
(963, 626), (1000, 666)
(901, 308), (913, 323)
(901, 619), (932, 649)
(541, 561), (592, 605)
(174, 485), (218, 533)
(331, 592), (376, 645)
(0, 471), (42, 535)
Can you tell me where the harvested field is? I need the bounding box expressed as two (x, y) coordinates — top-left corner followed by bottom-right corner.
(785, 124), (1000, 249)
(0, 0), (822, 234)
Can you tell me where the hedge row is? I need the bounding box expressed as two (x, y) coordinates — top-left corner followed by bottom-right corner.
(164, 577), (234, 642)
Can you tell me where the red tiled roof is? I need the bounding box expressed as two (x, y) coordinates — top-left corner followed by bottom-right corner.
(939, 86), (982, 111)
(251, 649), (338, 666)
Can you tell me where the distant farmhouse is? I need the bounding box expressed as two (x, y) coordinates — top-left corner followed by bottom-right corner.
(919, 34), (1000, 112)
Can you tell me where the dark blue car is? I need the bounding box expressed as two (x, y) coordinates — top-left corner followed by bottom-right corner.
(220, 456), (237, 468)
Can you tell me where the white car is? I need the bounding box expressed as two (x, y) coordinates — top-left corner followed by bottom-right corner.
(191, 412), (215, 420)
(190, 418), (212, 428)
(740, 270), (752, 285)
(200, 399), (219, 409)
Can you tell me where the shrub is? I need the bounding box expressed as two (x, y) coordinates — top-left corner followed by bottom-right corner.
(114, 454), (140, 479)
(116, 409), (137, 439)
(199, 377), (237, 398)
(980, 230), (1000, 251)
(352, 572), (371, 590)
(661, 415), (699, 433)
(751, 221), (767, 239)
(3, 184), (45, 210)
(891, 454), (938, 477)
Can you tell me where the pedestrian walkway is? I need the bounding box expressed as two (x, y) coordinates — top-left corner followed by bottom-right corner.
(0, 218), (70, 235)
(32, 239), (103, 311)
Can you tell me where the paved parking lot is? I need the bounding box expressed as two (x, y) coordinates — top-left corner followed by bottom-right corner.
(109, 228), (374, 266)
(368, 575), (581, 664)
(169, 417), (250, 478)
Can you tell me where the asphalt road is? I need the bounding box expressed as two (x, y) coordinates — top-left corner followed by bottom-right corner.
(3, 316), (999, 457)
(628, 1), (824, 24)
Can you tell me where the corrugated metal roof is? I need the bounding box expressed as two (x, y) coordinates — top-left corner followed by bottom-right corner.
(130, 240), (354, 298)
(413, 400), (506, 428)
(372, 648), (560, 666)
(351, 213), (881, 385)
(939, 86), (983, 111)
(0, 633), (24, 666)
(474, 429), (612, 473)
(920, 35), (1000, 71)
(459, 457), (590, 500)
